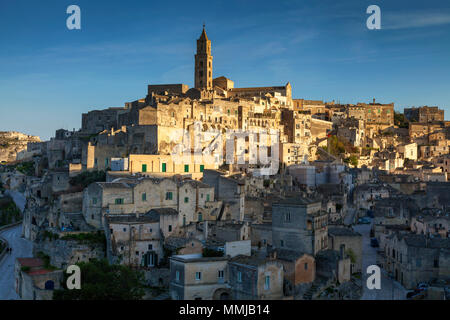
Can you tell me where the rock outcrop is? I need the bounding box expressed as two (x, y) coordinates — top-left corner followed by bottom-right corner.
(0, 131), (41, 163)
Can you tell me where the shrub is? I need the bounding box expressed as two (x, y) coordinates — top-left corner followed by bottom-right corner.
(61, 231), (106, 251)
(21, 266), (31, 272)
(69, 170), (106, 188)
(16, 161), (34, 176)
(53, 259), (146, 300)
(202, 248), (224, 257)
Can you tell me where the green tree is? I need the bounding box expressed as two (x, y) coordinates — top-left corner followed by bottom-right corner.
(53, 259), (146, 300)
(69, 170), (106, 189)
(394, 112), (409, 129)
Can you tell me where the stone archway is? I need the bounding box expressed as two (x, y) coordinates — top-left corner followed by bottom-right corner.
(45, 280), (54, 290)
(212, 288), (231, 300)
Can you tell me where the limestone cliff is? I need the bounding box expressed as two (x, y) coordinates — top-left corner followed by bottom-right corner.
(0, 131), (41, 163)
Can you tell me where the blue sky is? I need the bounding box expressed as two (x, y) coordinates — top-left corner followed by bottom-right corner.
(0, 0), (450, 140)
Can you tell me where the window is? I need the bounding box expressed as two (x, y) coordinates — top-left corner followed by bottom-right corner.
(183, 215), (186, 226)
(166, 192), (173, 200)
(200, 165), (204, 172)
(237, 271), (242, 282)
(184, 197), (189, 203)
(218, 270), (224, 279)
(198, 213), (202, 222)
(162, 163), (167, 172)
(115, 198), (124, 205)
(434, 259), (439, 268)
(142, 193), (147, 201)
(264, 275), (270, 290)
(92, 198), (97, 205)
(168, 225), (172, 232)
(176, 271), (180, 281)
(184, 164), (189, 172)
(136, 251), (139, 256)
(148, 244), (153, 250)
(195, 272), (202, 280)
(142, 164), (147, 172)
(206, 194), (210, 202)
(280, 240), (284, 247)
(285, 212), (291, 222)
(304, 263), (308, 270)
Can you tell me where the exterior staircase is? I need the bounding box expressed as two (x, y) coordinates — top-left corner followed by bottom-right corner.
(303, 283), (320, 300)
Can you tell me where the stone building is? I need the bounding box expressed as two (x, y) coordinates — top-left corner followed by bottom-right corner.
(353, 183), (392, 211)
(382, 233), (450, 289)
(398, 142), (418, 161)
(169, 254), (230, 300)
(195, 26), (213, 90)
(15, 258), (63, 300)
(404, 106), (445, 123)
(328, 227), (363, 274)
(357, 99), (394, 127)
(82, 176), (215, 229)
(250, 223), (273, 248)
(105, 212), (168, 267)
(315, 249), (351, 284)
(272, 248), (315, 295)
(208, 221), (250, 242)
(228, 254), (284, 300)
(33, 234), (105, 269)
(272, 197), (328, 255)
(202, 169), (245, 221)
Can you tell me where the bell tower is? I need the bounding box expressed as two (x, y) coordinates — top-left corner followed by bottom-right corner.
(195, 25), (213, 90)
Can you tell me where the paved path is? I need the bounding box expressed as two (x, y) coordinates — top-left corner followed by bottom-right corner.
(344, 206), (357, 225)
(0, 225), (33, 300)
(5, 190), (26, 212)
(354, 223), (407, 300)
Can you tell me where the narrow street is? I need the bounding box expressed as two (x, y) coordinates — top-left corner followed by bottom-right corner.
(353, 223), (407, 300)
(0, 225), (33, 300)
(5, 190), (26, 212)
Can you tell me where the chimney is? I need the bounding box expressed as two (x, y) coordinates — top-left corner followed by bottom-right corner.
(373, 98), (376, 104)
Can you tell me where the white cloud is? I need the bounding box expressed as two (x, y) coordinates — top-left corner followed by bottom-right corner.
(384, 12), (450, 30)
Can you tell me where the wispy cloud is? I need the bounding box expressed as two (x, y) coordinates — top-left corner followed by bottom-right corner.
(383, 12), (450, 30)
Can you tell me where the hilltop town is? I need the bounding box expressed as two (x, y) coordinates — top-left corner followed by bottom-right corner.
(0, 28), (449, 300)
(0, 131), (41, 163)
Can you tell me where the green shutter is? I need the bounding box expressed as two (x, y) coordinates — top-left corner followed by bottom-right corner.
(184, 164), (189, 172)
(142, 193), (146, 201)
(142, 164), (147, 172)
(162, 163), (166, 172)
(200, 165), (204, 172)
